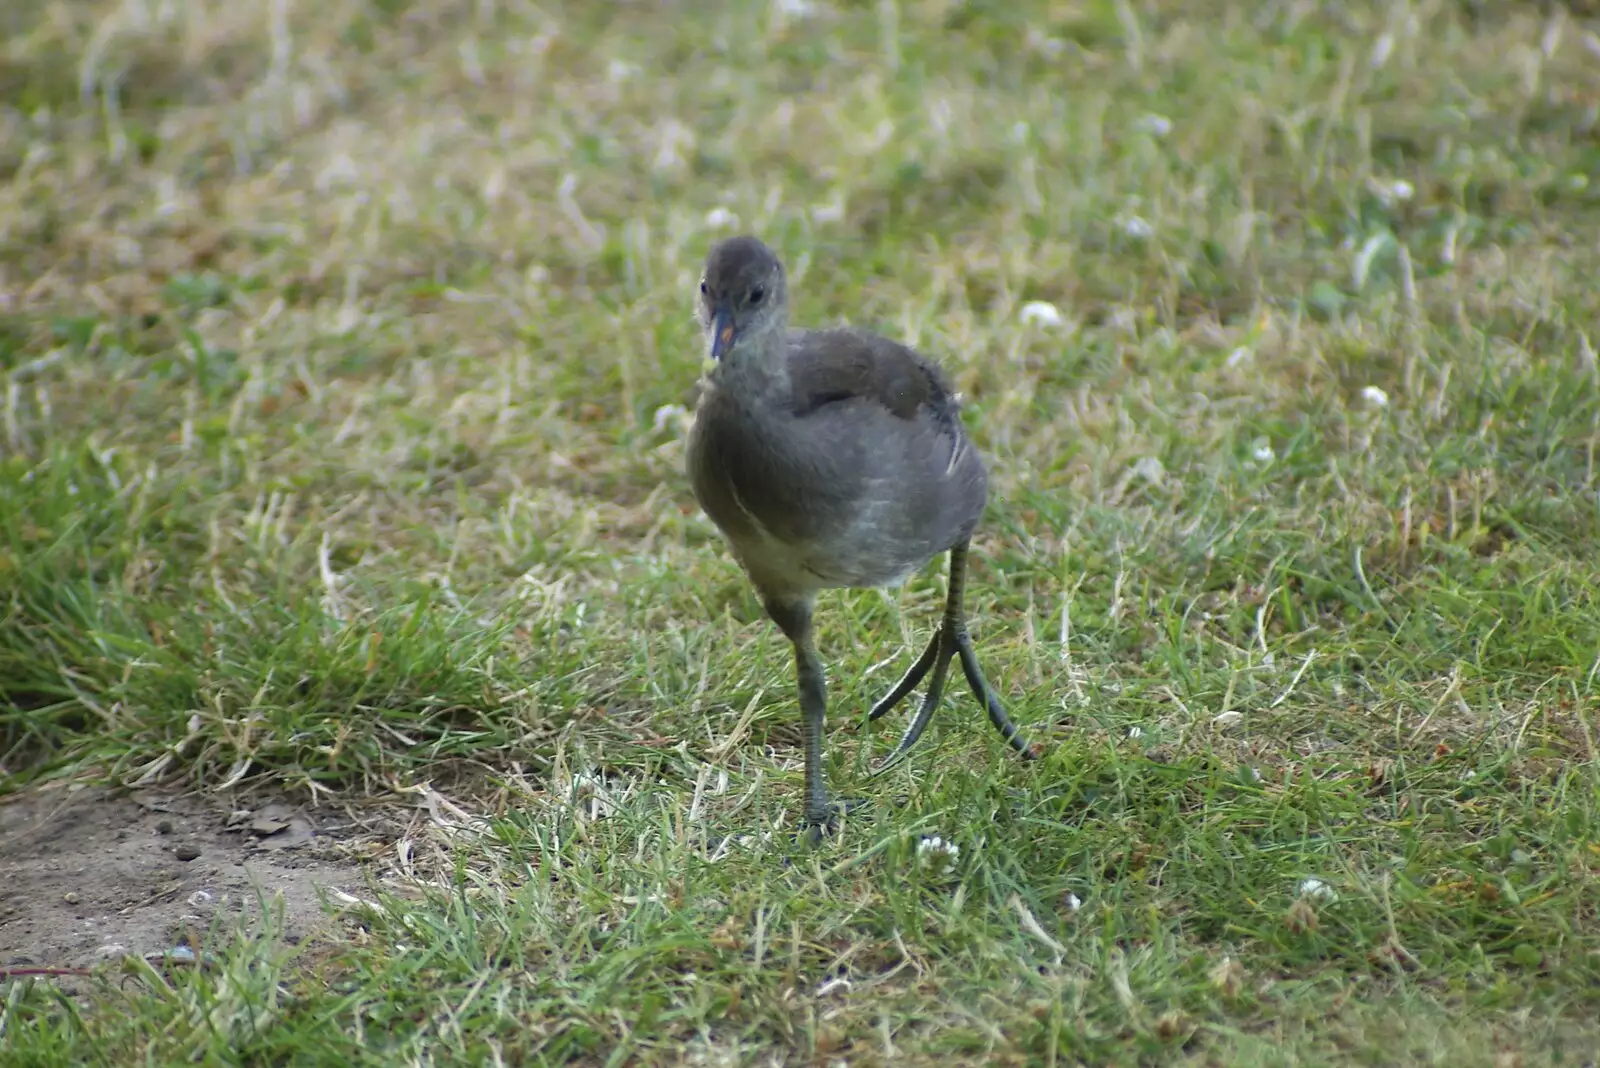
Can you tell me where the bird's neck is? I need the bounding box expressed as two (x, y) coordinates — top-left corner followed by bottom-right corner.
(712, 330), (790, 402)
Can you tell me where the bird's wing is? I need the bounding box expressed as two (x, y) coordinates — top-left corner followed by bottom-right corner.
(786, 329), (962, 429)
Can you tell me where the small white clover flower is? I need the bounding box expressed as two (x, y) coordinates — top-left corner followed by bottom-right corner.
(652, 403), (689, 434)
(1368, 177), (1414, 206)
(916, 835), (960, 875)
(1119, 215), (1154, 240)
(1132, 456), (1165, 486)
(704, 206), (738, 229)
(1361, 385), (1390, 409)
(1297, 877), (1337, 902)
(1019, 300), (1064, 328)
(1370, 33), (1395, 68)
(1252, 439), (1275, 464)
(810, 197), (845, 224)
(1133, 113), (1173, 137)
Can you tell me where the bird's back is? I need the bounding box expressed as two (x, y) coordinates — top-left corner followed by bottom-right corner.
(689, 327), (988, 596)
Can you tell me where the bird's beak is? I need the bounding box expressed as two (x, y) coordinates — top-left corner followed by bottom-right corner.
(709, 306), (737, 362)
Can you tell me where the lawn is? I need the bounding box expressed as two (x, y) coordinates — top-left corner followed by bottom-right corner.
(2, 0), (1599, 1063)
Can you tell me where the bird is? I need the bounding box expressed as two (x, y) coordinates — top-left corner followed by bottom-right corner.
(686, 235), (1037, 839)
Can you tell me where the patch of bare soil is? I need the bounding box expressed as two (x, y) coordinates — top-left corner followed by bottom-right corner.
(0, 784), (374, 972)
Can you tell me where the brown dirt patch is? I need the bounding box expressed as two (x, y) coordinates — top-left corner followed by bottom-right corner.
(0, 784), (374, 971)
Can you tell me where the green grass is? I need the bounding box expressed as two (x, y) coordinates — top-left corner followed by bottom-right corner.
(4, 0), (1600, 1062)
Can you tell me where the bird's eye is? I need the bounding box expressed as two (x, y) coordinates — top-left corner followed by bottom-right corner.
(749, 286), (765, 305)
(699, 281), (709, 296)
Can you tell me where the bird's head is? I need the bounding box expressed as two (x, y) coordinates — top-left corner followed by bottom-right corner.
(698, 235), (788, 364)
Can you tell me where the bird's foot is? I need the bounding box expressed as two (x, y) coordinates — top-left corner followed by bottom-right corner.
(798, 797), (867, 847)
(867, 623), (1037, 770)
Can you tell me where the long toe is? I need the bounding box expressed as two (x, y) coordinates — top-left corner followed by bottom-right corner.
(953, 630), (1037, 758)
(873, 631), (957, 773)
(867, 629), (942, 722)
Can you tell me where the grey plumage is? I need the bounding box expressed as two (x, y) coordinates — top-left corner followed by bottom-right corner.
(687, 235), (1036, 838)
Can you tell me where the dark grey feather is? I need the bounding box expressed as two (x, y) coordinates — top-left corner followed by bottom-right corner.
(688, 256), (987, 599)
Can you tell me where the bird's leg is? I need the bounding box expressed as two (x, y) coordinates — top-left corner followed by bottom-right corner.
(871, 540), (1036, 770)
(766, 596), (858, 842)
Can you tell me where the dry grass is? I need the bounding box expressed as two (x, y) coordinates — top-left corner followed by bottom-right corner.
(3, 0), (1600, 1063)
